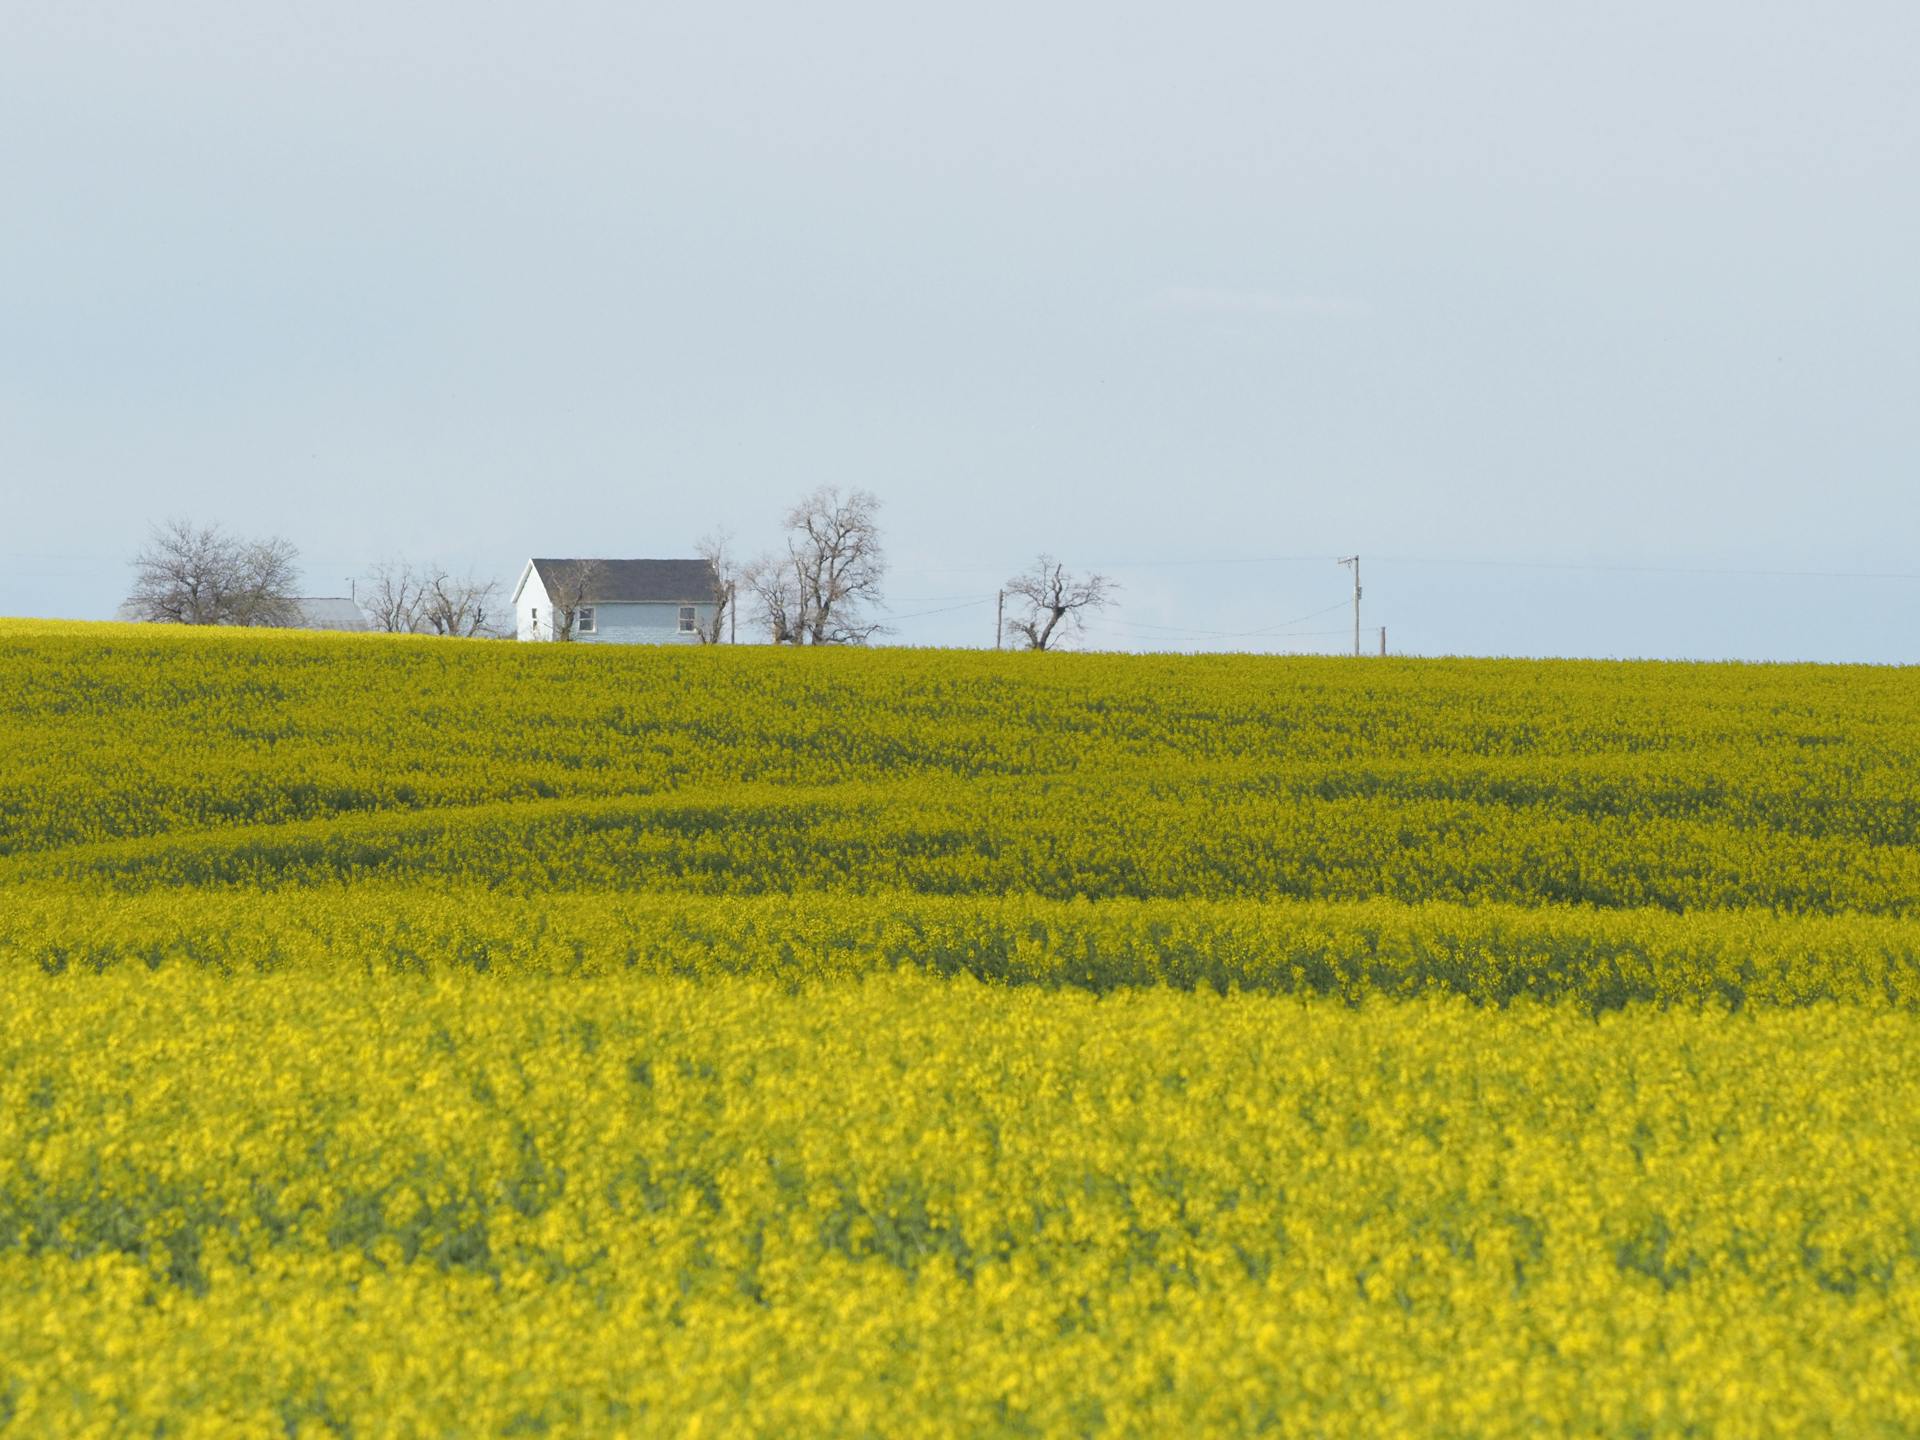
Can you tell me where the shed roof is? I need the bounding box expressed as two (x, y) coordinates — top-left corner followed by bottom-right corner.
(289, 597), (369, 631)
(528, 558), (718, 604)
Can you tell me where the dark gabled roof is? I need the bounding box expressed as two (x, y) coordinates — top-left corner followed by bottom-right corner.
(529, 557), (718, 605)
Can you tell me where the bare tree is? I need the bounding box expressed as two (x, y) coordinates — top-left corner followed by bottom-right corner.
(420, 567), (503, 638)
(1004, 556), (1117, 651)
(540, 559), (606, 642)
(226, 537), (302, 627)
(122, 519), (228, 625)
(121, 518), (302, 627)
(747, 487), (887, 644)
(358, 559), (429, 634)
(692, 532), (738, 643)
(743, 550), (802, 644)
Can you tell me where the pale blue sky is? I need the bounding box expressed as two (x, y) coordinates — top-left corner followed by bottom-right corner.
(3, 1), (1916, 658)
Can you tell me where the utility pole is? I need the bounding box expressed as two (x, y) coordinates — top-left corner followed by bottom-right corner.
(1379, 625), (1387, 657)
(728, 582), (737, 643)
(1337, 556), (1361, 657)
(995, 589), (1005, 650)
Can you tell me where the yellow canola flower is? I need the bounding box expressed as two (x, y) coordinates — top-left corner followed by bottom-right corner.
(4, 621), (1920, 923)
(5, 622), (1920, 1434)
(0, 972), (1917, 1436)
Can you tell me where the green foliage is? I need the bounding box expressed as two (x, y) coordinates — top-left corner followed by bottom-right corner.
(5, 620), (1920, 1004)
(3, 622), (1920, 890)
(5, 886), (1919, 1010)
(5, 622), (1918, 894)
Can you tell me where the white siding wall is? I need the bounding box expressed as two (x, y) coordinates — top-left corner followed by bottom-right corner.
(515, 568), (553, 642)
(517, 588), (718, 643)
(573, 601), (715, 644)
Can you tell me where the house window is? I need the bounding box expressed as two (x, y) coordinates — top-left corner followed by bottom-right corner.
(577, 606), (597, 635)
(678, 605), (696, 634)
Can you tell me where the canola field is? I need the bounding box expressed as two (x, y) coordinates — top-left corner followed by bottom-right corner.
(2, 619), (1918, 1435)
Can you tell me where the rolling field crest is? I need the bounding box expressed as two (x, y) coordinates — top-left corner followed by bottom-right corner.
(3, 619), (1918, 1434)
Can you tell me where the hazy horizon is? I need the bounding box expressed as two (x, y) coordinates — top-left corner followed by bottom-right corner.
(5, 1), (1916, 661)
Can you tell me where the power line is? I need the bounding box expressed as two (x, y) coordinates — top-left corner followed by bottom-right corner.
(1242, 603), (1354, 635)
(910, 554), (1333, 577)
(1093, 620), (1355, 643)
(1085, 553), (1338, 570)
(1091, 599), (1352, 641)
(906, 552), (1920, 583)
(1377, 554), (1920, 583)
(883, 593), (1357, 644)
(877, 597), (997, 622)
(885, 548), (1920, 651)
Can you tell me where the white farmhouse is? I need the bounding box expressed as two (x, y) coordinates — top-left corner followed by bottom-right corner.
(512, 557), (722, 643)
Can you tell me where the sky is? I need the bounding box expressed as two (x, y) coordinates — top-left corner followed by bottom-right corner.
(2, 0), (1916, 660)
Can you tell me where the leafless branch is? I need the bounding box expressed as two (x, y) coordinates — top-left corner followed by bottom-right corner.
(121, 518), (303, 627)
(693, 532), (737, 644)
(749, 487), (887, 644)
(419, 567), (504, 638)
(541, 559), (606, 642)
(1004, 555), (1117, 651)
(358, 559), (429, 634)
